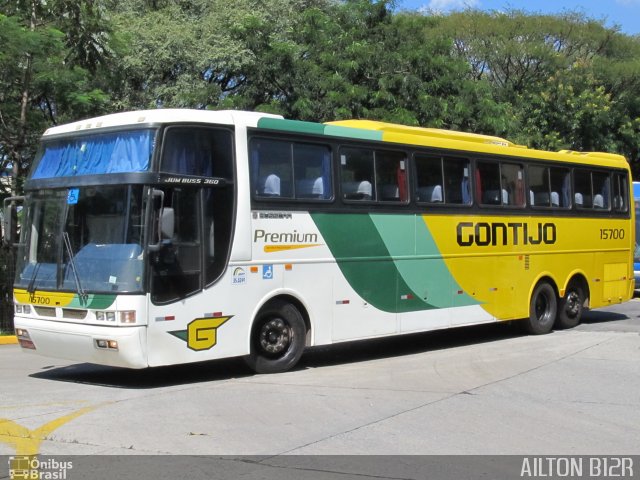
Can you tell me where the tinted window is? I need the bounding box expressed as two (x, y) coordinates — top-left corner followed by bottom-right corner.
(341, 147), (375, 201)
(161, 127), (233, 178)
(415, 155), (470, 205)
(250, 138), (332, 200)
(612, 172), (629, 213)
(476, 161), (524, 207)
(529, 165), (571, 208)
(574, 169), (611, 210)
(340, 147), (407, 202)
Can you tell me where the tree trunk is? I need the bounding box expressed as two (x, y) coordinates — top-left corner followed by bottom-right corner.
(13, 0), (37, 197)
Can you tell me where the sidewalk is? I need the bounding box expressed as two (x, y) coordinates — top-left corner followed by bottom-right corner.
(0, 335), (17, 345)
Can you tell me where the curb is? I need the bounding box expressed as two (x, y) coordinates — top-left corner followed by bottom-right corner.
(0, 336), (18, 345)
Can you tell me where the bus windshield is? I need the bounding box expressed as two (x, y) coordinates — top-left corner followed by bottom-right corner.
(15, 185), (146, 294)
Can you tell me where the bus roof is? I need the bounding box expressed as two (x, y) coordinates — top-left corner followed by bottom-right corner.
(42, 109), (282, 137)
(329, 119), (523, 148)
(326, 119), (629, 169)
(42, 109), (629, 170)
(255, 116), (629, 169)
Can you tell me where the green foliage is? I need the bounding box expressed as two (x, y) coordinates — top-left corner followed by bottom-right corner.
(435, 9), (640, 169)
(0, 1), (113, 195)
(222, 0), (507, 133)
(2, 0), (640, 185)
(3, 0), (640, 333)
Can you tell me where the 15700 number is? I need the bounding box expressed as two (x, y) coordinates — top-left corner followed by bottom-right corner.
(600, 228), (625, 240)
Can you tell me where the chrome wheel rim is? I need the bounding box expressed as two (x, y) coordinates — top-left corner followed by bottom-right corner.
(565, 291), (581, 318)
(258, 318), (291, 355)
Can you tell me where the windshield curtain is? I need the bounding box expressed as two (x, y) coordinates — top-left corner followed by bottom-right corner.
(15, 186), (146, 294)
(32, 129), (156, 179)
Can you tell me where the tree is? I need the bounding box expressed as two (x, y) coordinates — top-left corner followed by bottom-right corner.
(107, 0), (324, 110)
(224, 0), (507, 132)
(435, 9), (640, 170)
(0, 0), (113, 197)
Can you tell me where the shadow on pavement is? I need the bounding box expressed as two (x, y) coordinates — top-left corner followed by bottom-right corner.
(30, 306), (633, 389)
(580, 309), (628, 324)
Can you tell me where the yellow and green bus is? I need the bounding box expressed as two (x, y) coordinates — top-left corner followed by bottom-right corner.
(4, 109), (634, 373)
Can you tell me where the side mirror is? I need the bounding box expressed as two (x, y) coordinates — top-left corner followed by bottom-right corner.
(2, 196), (24, 247)
(148, 190), (174, 252)
(161, 207), (175, 240)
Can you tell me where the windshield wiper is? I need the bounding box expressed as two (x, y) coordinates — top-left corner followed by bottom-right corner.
(63, 231), (87, 300)
(27, 262), (41, 294)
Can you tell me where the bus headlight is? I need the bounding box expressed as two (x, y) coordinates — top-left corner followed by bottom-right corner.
(95, 339), (119, 350)
(15, 305), (31, 314)
(15, 328), (36, 350)
(95, 310), (136, 324)
(96, 311), (116, 322)
(119, 311), (136, 324)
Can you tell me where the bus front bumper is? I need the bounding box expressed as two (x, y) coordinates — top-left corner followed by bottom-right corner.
(13, 316), (148, 369)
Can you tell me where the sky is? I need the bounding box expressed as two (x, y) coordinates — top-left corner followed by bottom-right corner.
(398, 0), (640, 35)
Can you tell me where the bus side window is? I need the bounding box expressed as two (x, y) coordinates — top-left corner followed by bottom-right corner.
(151, 187), (202, 303)
(574, 169), (592, 208)
(161, 127), (233, 178)
(204, 187), (234, 286)
(550, 167), (571, 208)
(613, 173), (629, 212)
(341, 147), (375, 201)
(574, 169), (611, 211)
(376, 150), (407, 202)
(250, 138), (332, 201)
(592, 172), (610, 210)
(529, 165), (550, 207)
(415, 154), (444, 203)
(530, 165), (571, 208)
(250, 139), (293, 198)
(293, 143), (332, 200)
(477, 161), (501, 205)
(443, 157), (470, 204)
(501, 162), (525, 207)
(415, 155), (470, 205)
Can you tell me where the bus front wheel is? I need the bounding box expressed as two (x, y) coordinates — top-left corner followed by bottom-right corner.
(525, 282), (557, 335)
(245, 300), (306, 374)
(556, 283), (584, 329)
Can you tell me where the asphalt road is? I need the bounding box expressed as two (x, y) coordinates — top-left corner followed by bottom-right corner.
(1, 300), (639, 478)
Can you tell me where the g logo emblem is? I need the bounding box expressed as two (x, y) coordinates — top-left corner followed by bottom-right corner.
(187, 316), (231, 351)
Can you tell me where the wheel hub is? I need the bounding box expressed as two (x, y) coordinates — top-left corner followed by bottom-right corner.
(565, 291), (580, 317)
(259, 318), (290, 355)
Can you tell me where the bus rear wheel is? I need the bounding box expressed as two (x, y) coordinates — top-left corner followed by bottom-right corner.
(524, 282), (557, 335)
(555, 283), (584, 329)
(245, 300), (306, 374)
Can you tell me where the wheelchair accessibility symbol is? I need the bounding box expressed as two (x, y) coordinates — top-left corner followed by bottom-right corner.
(67, 188), (79, 205)
(263, 265), (273, 280)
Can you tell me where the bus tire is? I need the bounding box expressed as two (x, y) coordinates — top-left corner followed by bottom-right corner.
(556, 283), (584, 329)
(245, 300), (306, 374)
(524, 282), (557, 335)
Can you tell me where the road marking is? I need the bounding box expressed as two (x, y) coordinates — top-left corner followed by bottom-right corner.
(0, 405), (96, 455)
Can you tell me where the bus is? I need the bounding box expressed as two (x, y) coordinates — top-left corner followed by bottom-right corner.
(3, 109), (634, 373)
(634, 182), (640, 289)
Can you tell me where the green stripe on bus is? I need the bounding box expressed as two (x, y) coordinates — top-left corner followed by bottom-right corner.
(256, 118), (326, 135)
(311, 213), (436, 313)
(370, 214), (478, 308)
(68, 294), (117, 309)
(256, 117), (384, 142)
(323, 125), (383, 141)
